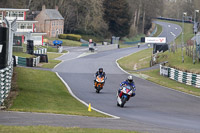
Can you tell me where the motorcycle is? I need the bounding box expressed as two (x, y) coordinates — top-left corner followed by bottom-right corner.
(117, 84), (135, 107)
(94, 75), (105, 93)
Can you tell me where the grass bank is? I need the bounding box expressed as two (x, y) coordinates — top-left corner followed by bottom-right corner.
(8, 67), (107, 117)
(153, 24), (162, 37)
(117, 48), (152, 71)
(13, 52), (36, 58)
(47, 37), (82, 46)
(157, 49), (200, 73)
(0, 125), (139, 133)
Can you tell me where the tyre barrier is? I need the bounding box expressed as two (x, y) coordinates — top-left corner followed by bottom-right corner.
(34, 48), (47, 54)
(0, 63), (13, 106)
(14, 56), (40, 67)
(160, 65), (200, 88)
(34, 54), (48, 63)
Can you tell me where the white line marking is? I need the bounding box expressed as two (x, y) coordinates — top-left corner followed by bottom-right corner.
(56, 72), (120, 119)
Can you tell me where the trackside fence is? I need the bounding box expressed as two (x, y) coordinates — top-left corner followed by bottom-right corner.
(160, 65), (200, 88)
(0, 63), (13, 106)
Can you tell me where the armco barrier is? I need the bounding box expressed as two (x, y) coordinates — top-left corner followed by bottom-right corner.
(157, 17), (193, 24)
(0, 63), (13, 106)
(123, 41), (140, 45)
(160, 65), (200, 88)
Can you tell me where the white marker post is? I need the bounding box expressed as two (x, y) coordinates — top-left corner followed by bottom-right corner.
(0, 45), (2, 53)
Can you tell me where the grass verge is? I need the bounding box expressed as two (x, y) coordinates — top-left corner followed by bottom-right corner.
(157, 49), (200, 74)
(153, 24), (162, 37)
(13, 52), (36, 58)
(0, 125), (139, 133)
(134, 69), (200, 96)
(46, 37), (82, 46)
(8, 67), (107, 117)
(117, 48), (152, 71)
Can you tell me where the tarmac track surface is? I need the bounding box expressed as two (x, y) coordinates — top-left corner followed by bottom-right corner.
(1, 21), (200, 133)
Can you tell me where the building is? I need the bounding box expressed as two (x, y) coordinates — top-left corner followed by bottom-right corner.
(0, 8), (46, 45)
(35, 5), (64, 38)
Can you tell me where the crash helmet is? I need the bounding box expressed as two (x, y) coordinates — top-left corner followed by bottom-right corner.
(127, 75), (133, 83)
(99, 68), (103, 74)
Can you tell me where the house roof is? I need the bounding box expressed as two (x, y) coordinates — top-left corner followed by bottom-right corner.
(45, 9), (64, 20)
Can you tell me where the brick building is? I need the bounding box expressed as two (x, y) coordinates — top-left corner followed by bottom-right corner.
(35, 5), (64, 38)
(0, 8), (46, 45)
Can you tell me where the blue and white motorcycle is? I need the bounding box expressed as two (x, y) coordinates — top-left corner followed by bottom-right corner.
(117, 85), (135, 107)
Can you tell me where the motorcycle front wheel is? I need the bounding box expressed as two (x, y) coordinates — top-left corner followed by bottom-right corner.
(121, 97), (127, 107)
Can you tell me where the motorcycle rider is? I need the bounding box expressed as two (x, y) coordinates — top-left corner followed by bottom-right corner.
(118, 75), (136, 99)
(94, 68), (107, 88)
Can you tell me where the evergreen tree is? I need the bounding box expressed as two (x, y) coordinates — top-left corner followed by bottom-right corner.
(103, 0), (131, 37)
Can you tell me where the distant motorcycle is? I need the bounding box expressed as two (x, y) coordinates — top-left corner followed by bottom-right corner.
(94, 75), (105, 93)
(117, 85), (135, 107)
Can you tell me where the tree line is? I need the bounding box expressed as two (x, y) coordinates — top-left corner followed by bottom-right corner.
(162, 0), (200, 22)
(2, 0), (198, 38)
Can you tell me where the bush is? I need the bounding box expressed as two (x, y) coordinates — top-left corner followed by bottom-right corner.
(58, 34), (68, 39)
(58, 34), (82, 41)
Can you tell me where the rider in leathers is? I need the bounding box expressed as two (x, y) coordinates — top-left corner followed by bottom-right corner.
(118, 75), (136, 99)
(94, 68), (107, 88)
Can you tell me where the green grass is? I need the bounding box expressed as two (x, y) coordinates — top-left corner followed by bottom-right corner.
(9, 67), (107, 117)
(119, 34), (145, 48)
(41, 52), (63, 69)
(46, 37), (82, 46)
(122, 34), (145, 42)
(157, 48), (200, 74)
(134, 69), (200, 96)
(81, 34), (104, 42)
(13, 52), (36, 58)
(119, 43), (137, 48)
(0, 125), (139, 133)
(46, 46), (58, 52)
(153, 24), (162, 37)
(117, 48), (152, 71)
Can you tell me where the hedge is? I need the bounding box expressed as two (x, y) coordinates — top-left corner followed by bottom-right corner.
(58, 34), (82, 41)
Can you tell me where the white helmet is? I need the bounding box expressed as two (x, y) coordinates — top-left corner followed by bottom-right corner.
(127, 75), (133, 83)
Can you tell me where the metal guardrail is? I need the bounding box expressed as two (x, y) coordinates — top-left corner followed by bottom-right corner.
(157, 17), (193, 24)
(160, 65), (200, 88)
(0, 63), (13, 106)
(123, 40), (141, 45)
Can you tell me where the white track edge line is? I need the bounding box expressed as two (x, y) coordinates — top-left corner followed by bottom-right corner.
(56, 72), (120, 119)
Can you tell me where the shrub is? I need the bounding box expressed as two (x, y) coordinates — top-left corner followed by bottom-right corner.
(58, 34), (82, 41)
